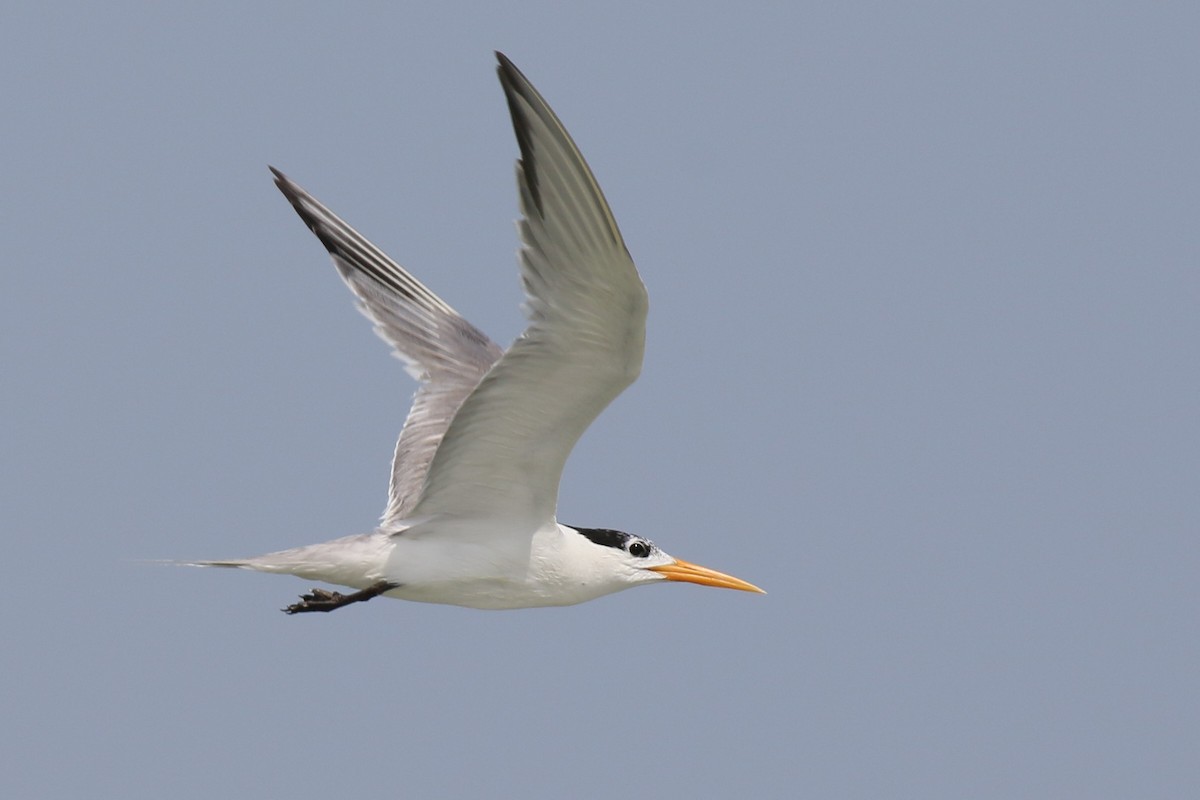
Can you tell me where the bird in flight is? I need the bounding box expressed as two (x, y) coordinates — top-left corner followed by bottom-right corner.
(193, 52), (764, 613)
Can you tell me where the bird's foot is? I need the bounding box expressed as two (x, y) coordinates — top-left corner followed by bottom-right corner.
(284, 588), (349, 614)
(282, 581), (398, 615)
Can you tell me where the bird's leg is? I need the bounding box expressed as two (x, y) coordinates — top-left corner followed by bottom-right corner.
(283, 580), (398, 615)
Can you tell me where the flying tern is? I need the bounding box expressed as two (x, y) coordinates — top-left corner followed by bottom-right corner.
(193, 52), (764, 612)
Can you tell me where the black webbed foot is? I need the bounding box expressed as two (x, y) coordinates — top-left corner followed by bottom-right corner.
(284, 588), (349, 614)
(282, 581), (398, 615)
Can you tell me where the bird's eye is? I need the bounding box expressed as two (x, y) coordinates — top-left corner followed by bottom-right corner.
(628, 540), (650, 558)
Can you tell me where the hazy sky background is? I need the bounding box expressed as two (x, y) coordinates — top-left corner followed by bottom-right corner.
(3, 3), (1196, 798)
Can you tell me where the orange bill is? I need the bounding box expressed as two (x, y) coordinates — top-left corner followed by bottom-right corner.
(649, 559), (765, 593)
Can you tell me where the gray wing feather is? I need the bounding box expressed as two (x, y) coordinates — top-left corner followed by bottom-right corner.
(408, 53), (648, 523)
(270, 168), (504, 526)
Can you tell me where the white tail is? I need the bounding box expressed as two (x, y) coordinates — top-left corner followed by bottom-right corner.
(182, 533), (394, 591)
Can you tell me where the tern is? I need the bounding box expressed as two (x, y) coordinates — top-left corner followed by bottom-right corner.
(192, 53), (764, 613)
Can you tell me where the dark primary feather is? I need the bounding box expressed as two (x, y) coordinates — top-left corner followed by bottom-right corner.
(401, 53), (648, 522)
(270, 167), (504, 524)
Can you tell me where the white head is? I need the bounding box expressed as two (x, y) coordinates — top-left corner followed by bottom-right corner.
(566, 526), (765, 597)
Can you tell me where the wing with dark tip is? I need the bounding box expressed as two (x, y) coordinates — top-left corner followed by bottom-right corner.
(271, 168), (504, 526)
(408, 53), (648, 523)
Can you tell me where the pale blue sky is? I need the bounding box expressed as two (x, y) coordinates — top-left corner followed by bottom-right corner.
(3, 2), (1197, 798)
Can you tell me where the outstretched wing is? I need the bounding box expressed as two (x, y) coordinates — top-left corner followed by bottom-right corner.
(271, 168), (504, 526)
(409, 53), (648, 524)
